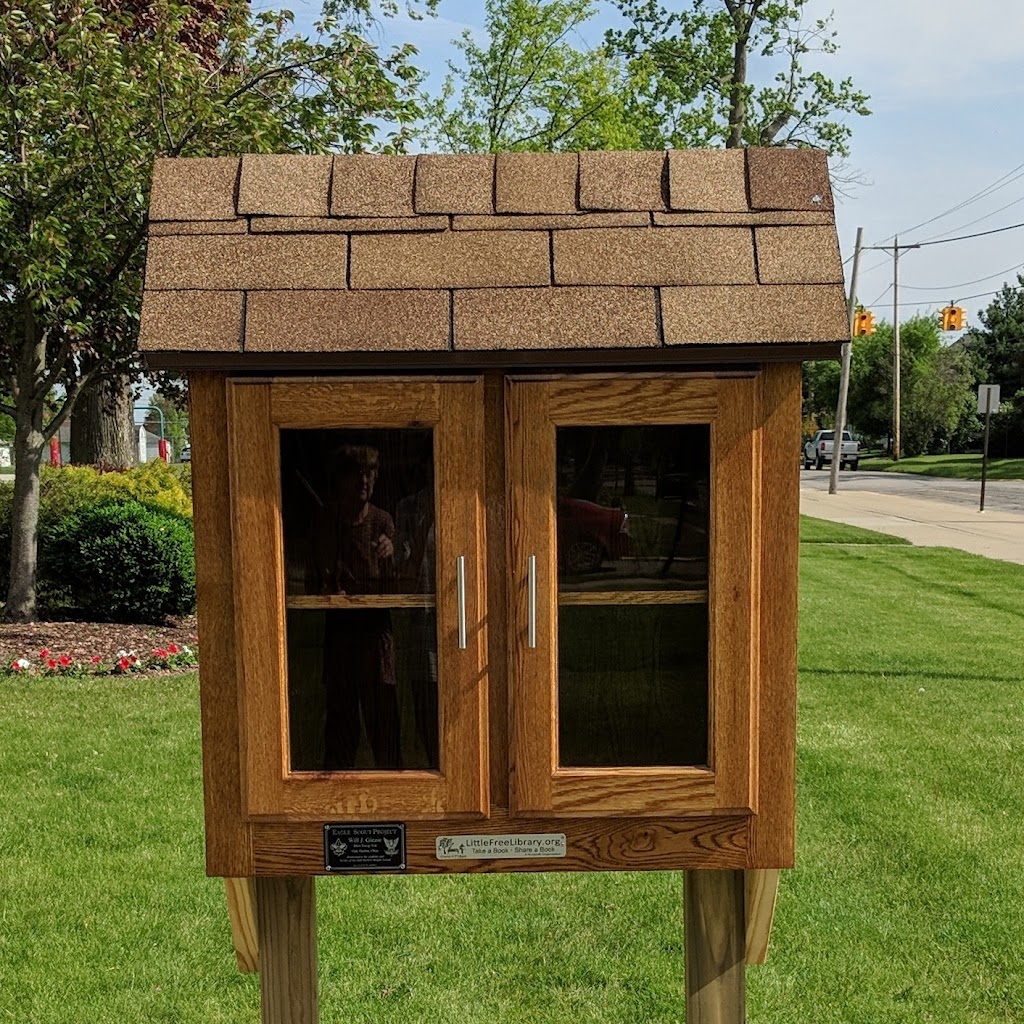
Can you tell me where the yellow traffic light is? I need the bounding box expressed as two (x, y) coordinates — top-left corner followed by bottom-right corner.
(939, 305), (966, 331)
(853, 310), (876, 336)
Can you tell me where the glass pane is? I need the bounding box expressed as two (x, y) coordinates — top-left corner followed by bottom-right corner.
(556, 425), (710, 592)
(280, 428), (435, 596)
(287, 609), (439, 771)
(558, 604), (708, 768)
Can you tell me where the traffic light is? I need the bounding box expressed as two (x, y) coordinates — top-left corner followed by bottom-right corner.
(852, 309), (876, 336)
(939, 305), (966, 331)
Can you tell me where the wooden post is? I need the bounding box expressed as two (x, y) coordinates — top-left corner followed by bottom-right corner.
(685, 870), (746, 1024)
(256, 877), (318, 1024)
(224, 878), (259, 973)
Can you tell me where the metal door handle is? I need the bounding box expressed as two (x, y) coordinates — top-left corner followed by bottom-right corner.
(457, 555), (467, 650)
(527, 554), (537, 649)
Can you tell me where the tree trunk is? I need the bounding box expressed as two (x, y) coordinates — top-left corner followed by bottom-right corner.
(725, 2), (756, 149)
(69, 373), (135, 468)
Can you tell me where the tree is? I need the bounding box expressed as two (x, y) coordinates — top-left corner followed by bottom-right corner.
(605, 0), (870, 154)
(824, 314), (979, 456)
(420, 0), (651, 153)
(963, 275), (1024, 456)
(0, 0), (434, 621)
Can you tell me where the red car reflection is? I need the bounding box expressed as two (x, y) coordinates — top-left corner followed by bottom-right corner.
(557, 497), (630, 573)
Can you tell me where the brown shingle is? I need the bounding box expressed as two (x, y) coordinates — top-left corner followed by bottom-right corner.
(250, 215), (447, 233)
(667, 149), (747, 211)
(145, 235), (347, 290)
(579, 151), (667, 211)
(747, 148), (833, 211)
(331, 155), (416, 217)
(496, 153), (578, 214)
(149, 157), (239, 221)
(554, 227), (756, 286)
(415, 154), (494, 214)
(756, 226), (843, 285)
(350, 231), (549, 289)
(654, 211), (832, 226)
(237, 155), (331, 217)
(246, 290), (449, 352)
(661, 284), (847, 344)
(453, 212), (650, 230)
(455, 287), (658, 349)
(149, 220), (247, 236)
(139, 291), (243, 351)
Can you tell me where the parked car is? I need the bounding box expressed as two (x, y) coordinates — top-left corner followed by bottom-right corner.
(557, 497), (630, 573)
(179, 445), (191, 463)
(803, 429), (859, 471)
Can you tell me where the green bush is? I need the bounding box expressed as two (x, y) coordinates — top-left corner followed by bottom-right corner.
(0, 463), (195, 621)
(50, 500), (195, 623)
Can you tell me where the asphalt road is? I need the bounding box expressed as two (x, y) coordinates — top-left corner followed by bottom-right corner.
(799, 468), (1024, 515)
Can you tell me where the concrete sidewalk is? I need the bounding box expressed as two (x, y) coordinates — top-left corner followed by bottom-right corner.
(800, 487), (1024, 566)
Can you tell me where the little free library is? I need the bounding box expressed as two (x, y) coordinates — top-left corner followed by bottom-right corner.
(141, 147), (846, 1023)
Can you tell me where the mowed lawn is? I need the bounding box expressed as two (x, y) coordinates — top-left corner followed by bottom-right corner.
(861, 452), (1024, 480)
(1, 524), (1022, 1023)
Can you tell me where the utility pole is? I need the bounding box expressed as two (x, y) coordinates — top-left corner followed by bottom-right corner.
(829, 226), (863, 495)
(864, 238), (921, 461)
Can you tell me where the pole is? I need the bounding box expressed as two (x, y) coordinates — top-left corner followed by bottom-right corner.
(829, 227), (863, 495)
(892, 236), (901, 461)
(980, 389), (993, 512)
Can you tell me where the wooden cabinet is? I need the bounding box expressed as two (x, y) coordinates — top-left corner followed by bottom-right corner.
(209, 367), (797, 871)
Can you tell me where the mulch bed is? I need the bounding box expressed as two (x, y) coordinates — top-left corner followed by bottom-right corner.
(0, 614), (198, 665)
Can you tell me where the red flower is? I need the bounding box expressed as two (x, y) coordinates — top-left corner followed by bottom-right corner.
(167, 644), (179, 655)
(90, 656), (102, 664)
(59, 655), (72, 667)
(39, 649), (50, 659)
(118, 657), (130, 671)
(46, 659), (57, 669)
(11, 661), (22, 672)
(153, 648), (168, 659)
(128, 655), (138, 664)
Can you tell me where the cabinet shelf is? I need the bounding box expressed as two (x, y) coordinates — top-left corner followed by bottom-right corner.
(286, 594), (436, 610)
(557, 590), (708, 606)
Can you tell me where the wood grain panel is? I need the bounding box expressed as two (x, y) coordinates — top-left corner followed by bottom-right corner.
(746, 363), (801, 867)
(269, 380), (440, 428)
(506, 379), (557, 814)
(484, 373), (510, 808)
(744, 868), (781, 964)
(252, 813), (749, 874)
(224, 877), (259, 973)
(190, 373), (252, 877)
(545, 375), (717, 423)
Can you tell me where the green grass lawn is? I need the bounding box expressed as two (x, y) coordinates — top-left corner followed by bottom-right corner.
(1, 524), (1022, 1022)
(861, 452), (1024, 480)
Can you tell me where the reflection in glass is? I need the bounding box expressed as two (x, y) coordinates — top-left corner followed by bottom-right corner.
(556, 425), (710, 591)
(287, 610), (439, 771)
(280, 429), (438, 772)
(558, 604), (708, 768)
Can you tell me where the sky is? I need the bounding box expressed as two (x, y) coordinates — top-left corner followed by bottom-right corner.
(292, 0), (1024, 336)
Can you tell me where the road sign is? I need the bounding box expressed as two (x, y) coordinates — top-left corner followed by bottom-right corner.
(977, 384), (1000, 415)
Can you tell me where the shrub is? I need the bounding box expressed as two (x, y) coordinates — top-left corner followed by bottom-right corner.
(51, 500), (195, 623)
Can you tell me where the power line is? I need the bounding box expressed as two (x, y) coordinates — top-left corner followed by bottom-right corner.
(897, 260), (1024, 292)
(913, 219), (1024, 247)
(913, 193), (1024, 244)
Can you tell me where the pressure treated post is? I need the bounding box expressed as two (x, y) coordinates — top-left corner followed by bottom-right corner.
(256, 877), (318, 1024)
(685, 870), (746, 1023)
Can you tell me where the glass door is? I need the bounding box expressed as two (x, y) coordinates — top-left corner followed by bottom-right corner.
(507, 375), (758, 817)
(228, 378), (488, 821)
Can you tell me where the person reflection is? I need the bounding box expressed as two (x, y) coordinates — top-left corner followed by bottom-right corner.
(315, 444), (401, 770)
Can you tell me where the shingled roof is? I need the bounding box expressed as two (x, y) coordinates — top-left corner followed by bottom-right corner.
(140, 149), (847, 367)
